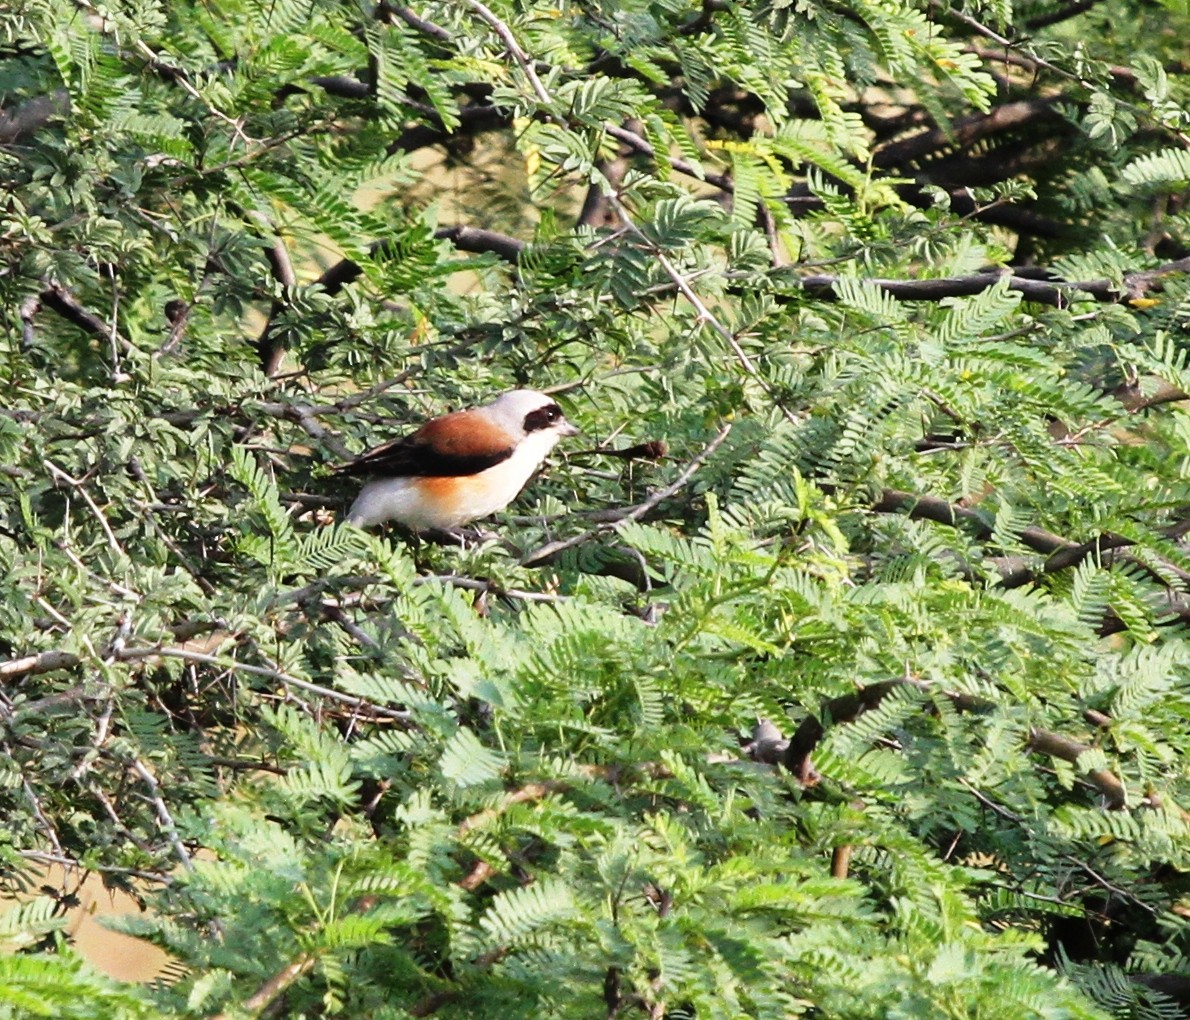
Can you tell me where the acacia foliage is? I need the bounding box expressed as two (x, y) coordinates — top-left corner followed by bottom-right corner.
(3, 0), (1190, 1016)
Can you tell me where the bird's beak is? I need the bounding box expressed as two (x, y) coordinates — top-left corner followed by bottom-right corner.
(560, 420), (581, 437)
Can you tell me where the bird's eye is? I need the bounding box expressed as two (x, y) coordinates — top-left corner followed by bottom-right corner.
(524, 403), (564, 432)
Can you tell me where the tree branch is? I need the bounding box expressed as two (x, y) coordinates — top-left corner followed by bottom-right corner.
(256, 234), (299, 377)
(116, 645), (414, 722)
(461, 0), (552, 106)
(872, 99), (1062, 171)
(434, 224), (525, 262)
(39, 282), (119, 340)
(793, 256), (1190, 307)
(1025, 728), (1127, 809)
(603, 124), (734, 194)
(0, 649), (85, 680)
(872, 489), (1074, 555)
(378, 3), (453, 42)
(781, 679), (1168, 814)
(387, 95), (509, 155)
(522, 423), (732, 567)
(128, 756), (196, 872)
(206, 954), (318, 1020)
(1024, 0), (1107, 30)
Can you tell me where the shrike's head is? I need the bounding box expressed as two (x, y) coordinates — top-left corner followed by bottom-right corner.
(339, 389), (579, 530)
(484, 389), (581, 447)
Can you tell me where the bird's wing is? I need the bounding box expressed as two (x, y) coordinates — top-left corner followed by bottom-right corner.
(335, 408), (516, 478)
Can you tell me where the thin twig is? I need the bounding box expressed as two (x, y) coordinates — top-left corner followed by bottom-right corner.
(418, 574), (568, 602)
(604, 195), (804, 427)
(8, 743), (65, 855)
(606, 195), (760, 372)
(17, 849), (173, 885)
(603, 124), (734, 193)
(128, 757), (195, 872)
(522, 423), (732, 566)
(43, 460), (126, 557)
(462, 0), (552, 105)
(115, 646), (413, 722)
(206, 954), (318, 1020)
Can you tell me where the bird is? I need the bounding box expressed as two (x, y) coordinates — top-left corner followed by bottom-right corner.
(337, 389), (579, 530)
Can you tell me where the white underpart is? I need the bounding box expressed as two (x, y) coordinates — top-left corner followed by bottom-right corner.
(345, 426), (566, 529)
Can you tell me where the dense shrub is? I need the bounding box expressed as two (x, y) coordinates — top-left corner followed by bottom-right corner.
(3, 0), (1190, 1016)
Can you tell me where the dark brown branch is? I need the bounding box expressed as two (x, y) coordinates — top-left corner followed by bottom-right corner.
(900, 138), (1070, 192)
(872, 99), (1061, 170)
(785, 680), (915, 784)
(1024, 0), (1106, 30)
(434, 225), (525, 262)
(679, 0), (728, 35)
(1112, 377), (1188, 412)
(1026, 728), (1126, 809)
(795, 256), (1190, 307)
(39, 282), (114, 340)
(387, 94), (508, 155)
(317, 225), (524, 297)
(783, 680), (1150, 813)
(256, 237), (298, 377)
(872, 489), (1075, 556)
(796, 270), (1106, 306)
(307, 74), (372, 100)
(378, 3), (453, 42)
(873, 488), (1190, 623)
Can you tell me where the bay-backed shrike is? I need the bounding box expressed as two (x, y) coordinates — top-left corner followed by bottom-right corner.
(339, 390), (579, 529)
